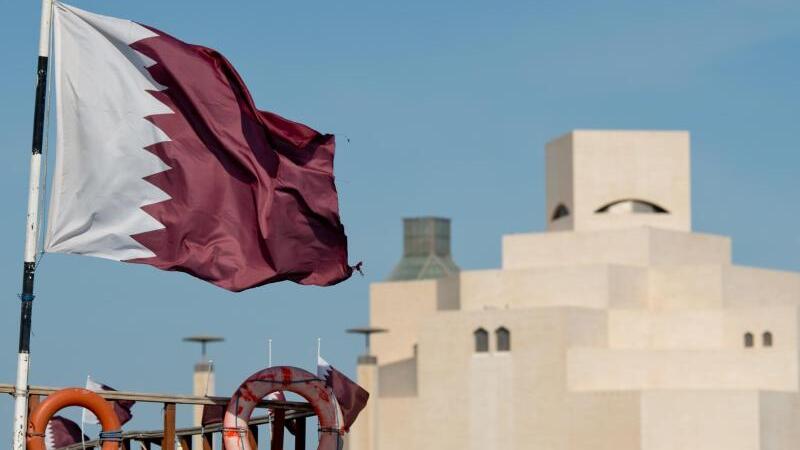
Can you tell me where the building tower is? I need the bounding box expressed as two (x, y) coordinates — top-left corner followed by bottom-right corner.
(388, 217), (459, 281)
(183, 335), (224, 449)
(545, 130), (690, 232)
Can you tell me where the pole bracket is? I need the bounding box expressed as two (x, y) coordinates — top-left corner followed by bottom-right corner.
(99, 430), (123, 442)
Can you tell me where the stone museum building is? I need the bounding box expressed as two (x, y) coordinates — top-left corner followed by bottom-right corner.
(347, 130), (800, 450)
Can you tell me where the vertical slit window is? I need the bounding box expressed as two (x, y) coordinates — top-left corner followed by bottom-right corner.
(495, 327), (510, 352)
(744, 332), (754, 348)
(474, 328), (489, 353)
(763, 331), (773, 347)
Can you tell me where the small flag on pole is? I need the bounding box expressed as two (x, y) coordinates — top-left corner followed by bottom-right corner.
(46, 2), (355, 292)
(316, 355), (369, 432)
(82, 376), (135, 426)
(45, 416), (89, 450)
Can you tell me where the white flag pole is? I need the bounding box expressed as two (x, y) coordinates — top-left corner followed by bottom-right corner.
(80, 398), (86, 450)
(12, 1), (53, 449)
(80, 375), (90, 450)
(316, 338), (321, 362)
(268, 339), (272, 367)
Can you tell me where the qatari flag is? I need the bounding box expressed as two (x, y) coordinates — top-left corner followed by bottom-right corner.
(46, 2), (354, 291)
(317, 356), (369, 432)
(44, 416), (89, 450)
(82, 377), (135, 426)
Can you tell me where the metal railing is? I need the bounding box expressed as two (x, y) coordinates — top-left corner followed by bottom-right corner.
(0, 384), (313, 450)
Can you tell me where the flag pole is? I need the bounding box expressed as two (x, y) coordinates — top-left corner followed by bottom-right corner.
(12, 0), (53, 449)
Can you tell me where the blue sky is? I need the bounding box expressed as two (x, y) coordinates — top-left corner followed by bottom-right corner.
(0, 0), (798, 441)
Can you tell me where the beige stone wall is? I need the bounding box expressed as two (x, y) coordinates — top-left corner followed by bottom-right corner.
(759, 391), (800, 449)
(503, 228), (653, 269)
(373, 397), (418, 450)
(648, 228), (731, 265)
(567, 391), (641, 450)
(648, 265), (725, 309)
(568, 348), (799, 391)
(461, 266), (628, 311)
(502, 227), (730, 270)
(608, 266), (650, 309)
(370, 277), (458, 365)
(378, 357), (417, 398)
(723, 266), (800, 308)
(647, 265), (800, 310)
(608, 310), (725, 349)
(641, 391), (760, 450)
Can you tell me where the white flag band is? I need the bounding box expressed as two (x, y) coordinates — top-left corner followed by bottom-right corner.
(48, 2), (171, 261)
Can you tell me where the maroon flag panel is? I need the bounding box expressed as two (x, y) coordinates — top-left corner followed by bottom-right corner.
(125, 27), (353, 291)
(318, 360), (369, 432)
(45, 416), (89, 450)
(201, 404), (225, 427)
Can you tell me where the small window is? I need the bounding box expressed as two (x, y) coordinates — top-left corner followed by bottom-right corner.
(495, 327), (510, 352)
(551, 203), (570, 221)
(763, 332), (773, 347)
(744, 332), (754, 348)
(474, 328), (489, 353)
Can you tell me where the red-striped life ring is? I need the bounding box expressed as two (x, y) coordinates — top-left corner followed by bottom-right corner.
(223, 366), (341, 450)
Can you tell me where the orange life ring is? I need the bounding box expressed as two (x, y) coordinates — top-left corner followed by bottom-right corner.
(27, 388), (122, 450)
(223, 366), (342, 450)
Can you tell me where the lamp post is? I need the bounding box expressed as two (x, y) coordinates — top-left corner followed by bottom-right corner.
(183, 335), (224, 360)
(346, 327), (387, 364)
